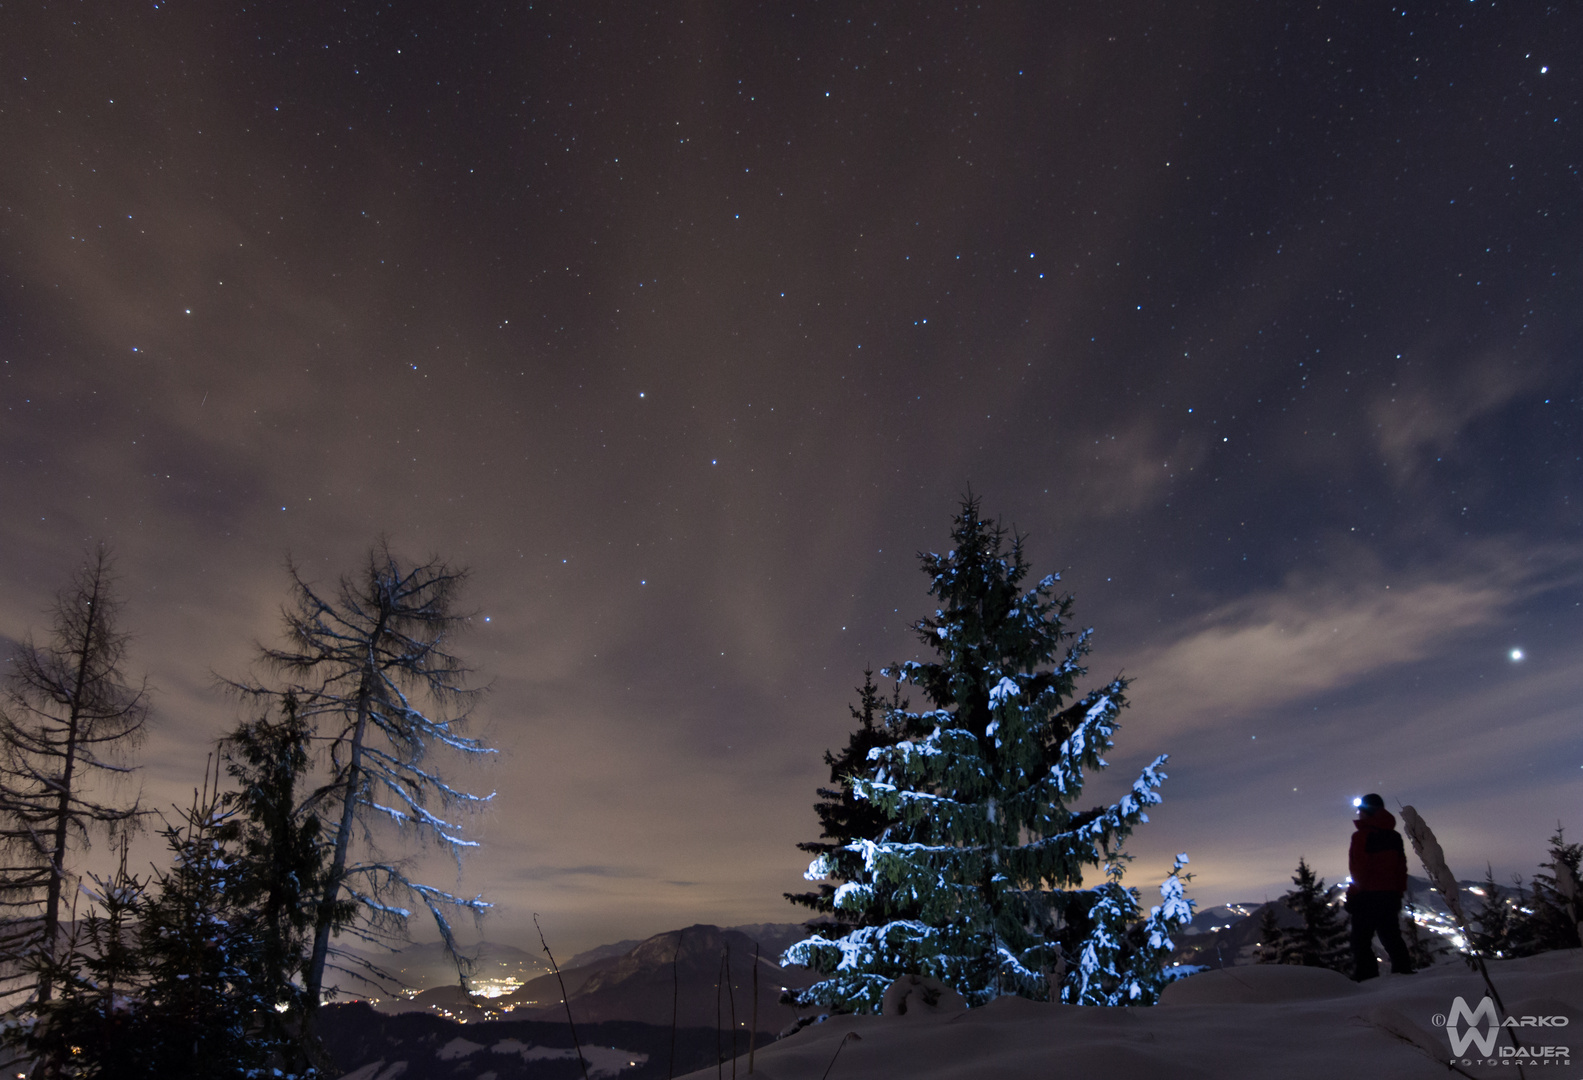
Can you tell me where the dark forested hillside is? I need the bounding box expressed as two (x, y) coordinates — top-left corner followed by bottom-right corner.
(319, 1003), (773, 1080)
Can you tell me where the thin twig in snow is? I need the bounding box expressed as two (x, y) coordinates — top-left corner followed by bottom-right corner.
(748, 941), (759, 1075)
(820, 1032), (861, 1080)
(668, 927), (684, 1080)
(534, 913), (589, 1080)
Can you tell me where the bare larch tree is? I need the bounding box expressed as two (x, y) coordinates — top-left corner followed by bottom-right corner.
(0, 548), (147, 1003)
(241, 541), (495, 1014)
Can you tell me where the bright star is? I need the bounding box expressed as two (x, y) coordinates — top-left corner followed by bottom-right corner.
(1510, 648), (1524, 662)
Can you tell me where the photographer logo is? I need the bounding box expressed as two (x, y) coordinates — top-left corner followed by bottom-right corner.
(1431, 996), (1571, 1066)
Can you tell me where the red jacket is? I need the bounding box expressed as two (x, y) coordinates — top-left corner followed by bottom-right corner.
(1348, 808), (1408, 893)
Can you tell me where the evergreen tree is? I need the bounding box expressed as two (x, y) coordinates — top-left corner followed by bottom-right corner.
(1465, 866), (1527, 959)
(783, 498), (1191, 1012)
(1276, 858), (1349, 972)
(128, 769), (264, 1078)
(236, 542), (494, 1015)
(16, 736), (326, 1078)
(784, 670), (911, 935)
(1253, 905), (1284, 964)
(222, 694), (342, 1068)
(0, 548), (148, 1005)
(1401, 885), (1443, 970)
(1512, 827), (1582, 953)
(18, 840), (147, 1079)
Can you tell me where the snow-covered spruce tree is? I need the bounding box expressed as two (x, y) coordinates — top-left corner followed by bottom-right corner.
(17, 840), (146, 1078)
(222, 693), (344, 1070)
(1513, 826), (1582, 953)
(1253, 905), (1284, 964)
(1466, 866), (1529, 959)
(1276, 858), (1349, 972)
(783, 498), (1191, 1011)
(124, 770), (274, 1078)
(236, 541), (494, 1016)
(0, 547), (147, 1006)
(784, 670), (913, 936)
(20, 764), (324, 1079)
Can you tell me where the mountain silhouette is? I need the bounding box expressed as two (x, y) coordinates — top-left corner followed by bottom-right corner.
(502, 923), (817, 1031)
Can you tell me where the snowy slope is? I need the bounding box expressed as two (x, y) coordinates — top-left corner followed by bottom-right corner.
(677, 948), (1581, 1079)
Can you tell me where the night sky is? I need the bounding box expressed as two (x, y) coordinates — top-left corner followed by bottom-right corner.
(2, 2), (1579, 956)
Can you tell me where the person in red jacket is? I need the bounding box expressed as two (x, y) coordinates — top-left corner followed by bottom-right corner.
(1345, 793), (1415, 979)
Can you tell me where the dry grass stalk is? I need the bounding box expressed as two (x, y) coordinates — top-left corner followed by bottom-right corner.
(1398, 805), (1524, 1079)
(820, 1032), (861, 1080)
(668, 927), (684, 1080)
(727, 944), (737, 1079)
(533, 914), (589, 1080)
(748, 941), (759, 1075)
(1398, 806), (1468, 925)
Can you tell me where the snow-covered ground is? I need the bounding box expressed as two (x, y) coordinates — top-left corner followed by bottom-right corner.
(680, 949), (1581, 1079)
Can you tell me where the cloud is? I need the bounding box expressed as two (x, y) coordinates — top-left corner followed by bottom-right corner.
(1370, 356), (1543, 478)
(516, 864), (649, 880)
(1125, 546), (1574, 731)
(1066, 417), (1207, 518)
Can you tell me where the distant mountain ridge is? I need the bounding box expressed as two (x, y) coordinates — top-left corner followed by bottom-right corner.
(319, 1005), (749, 1080)
(498, 924), (815, 1032)
(565, 938), (643, 970)
(370, 923), (817, 1032)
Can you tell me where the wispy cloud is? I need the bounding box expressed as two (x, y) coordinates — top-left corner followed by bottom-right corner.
(1370, 356), (1544, 479)
(512, 864), (649, 881)
(1065, 416), (1207, 518)
(1126, 545), (1576, 731)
